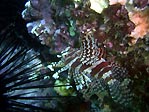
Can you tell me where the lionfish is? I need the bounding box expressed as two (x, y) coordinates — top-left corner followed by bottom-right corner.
(49, 30), (132, 106)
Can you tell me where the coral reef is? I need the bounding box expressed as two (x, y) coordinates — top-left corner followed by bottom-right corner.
(21, 0), (149, 111)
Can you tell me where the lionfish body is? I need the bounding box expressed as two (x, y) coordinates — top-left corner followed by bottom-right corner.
(52, 32), (132, 106)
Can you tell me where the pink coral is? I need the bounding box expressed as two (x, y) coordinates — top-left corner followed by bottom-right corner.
(109, 0), (127, 5)
(129, 8), (149, 44)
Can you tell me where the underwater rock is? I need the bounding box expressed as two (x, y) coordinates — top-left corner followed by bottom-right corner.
(22, 0), (77, 54)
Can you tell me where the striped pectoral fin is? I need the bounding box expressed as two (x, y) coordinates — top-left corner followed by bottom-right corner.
(111, 66), (128, 82)
(80, 78), (106, 100)
(107, 78), (132, 106)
